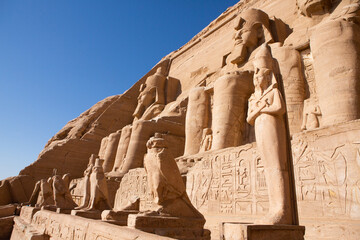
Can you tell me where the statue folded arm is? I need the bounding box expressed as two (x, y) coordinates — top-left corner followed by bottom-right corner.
(260, 88), (286, 116)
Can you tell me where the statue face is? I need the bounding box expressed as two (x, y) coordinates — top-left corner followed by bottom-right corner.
(297, 0), (331, 16)
(234, 23), (260, 48)
(254, 68), (271, 89)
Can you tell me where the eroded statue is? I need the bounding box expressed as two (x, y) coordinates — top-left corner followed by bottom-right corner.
(85, 158), (111, 211)
(52, 173), (77, 210)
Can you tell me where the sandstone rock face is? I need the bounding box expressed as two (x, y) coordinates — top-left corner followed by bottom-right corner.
(3, 0), (360, 240)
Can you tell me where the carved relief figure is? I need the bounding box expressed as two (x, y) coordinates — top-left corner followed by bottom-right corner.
(301, 98), (321, 130)
(199, 128), (213, 153)
(144, 133), (203, 218)
(246, 44), (294, 224)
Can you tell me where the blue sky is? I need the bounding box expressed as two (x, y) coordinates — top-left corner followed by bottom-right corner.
(0, 1), (239, 180)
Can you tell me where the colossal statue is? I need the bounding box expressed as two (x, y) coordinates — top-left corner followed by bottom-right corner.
(184, 87), (210, 156)
(310, 2), (360, 126)
(133, 67), (166, 121)
(211, 9), (273, 150)
(246, 44), (295, 224)
(101, 130), (121, 173)
(107, 68), (184, 179)
(297, 0), (332, 17)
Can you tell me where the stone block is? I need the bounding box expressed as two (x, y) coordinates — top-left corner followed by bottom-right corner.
(19, 206), (40, 224)
(221, 223), (305, 240)
(128, 214), (210, 240)
(10, 216), (49, 240)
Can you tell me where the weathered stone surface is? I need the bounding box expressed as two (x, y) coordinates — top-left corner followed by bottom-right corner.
(13, 209), (174, 240)
(0, 216), (14, 239)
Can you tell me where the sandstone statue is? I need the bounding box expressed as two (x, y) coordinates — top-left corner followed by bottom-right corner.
(301, 98), (321, 131)
(184, 87), (210, 156)
(246, 44), (295, 224)
(52, 173), (77, 210)
(26, 177), (54, 207)
(101, 130), (121, 173)
(211, 8), (274, 151)
(144, 133), (203, 218)
(310, 2), (360, 126)
(126, 133), (208, 239)
(133, 67), (166, 121)
(86, 158), (111, 211)
(297, 0), (332, 17)
(75, 154), (96, 210)
(107, 69), (185, 179)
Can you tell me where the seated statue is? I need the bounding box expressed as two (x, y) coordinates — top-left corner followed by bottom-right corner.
(107, 69), (185, 179)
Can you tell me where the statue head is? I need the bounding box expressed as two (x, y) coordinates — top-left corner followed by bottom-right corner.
(297, 0), (332, 17)
(253, 43), (276, 90)
(92, 158), (105, 179)
(146, 133), (167, 150)
(254, 68), (272, 89)
(229, 9), (273, 65)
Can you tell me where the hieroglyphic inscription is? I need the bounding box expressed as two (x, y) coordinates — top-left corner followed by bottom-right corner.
(293, 139), (360, 219)
(113, 168), (153, 212)
(186, 143), (269, 216)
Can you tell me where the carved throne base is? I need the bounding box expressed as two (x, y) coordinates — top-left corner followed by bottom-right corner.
(101, 210), (139, 226)
(127, 214), (210, 240)
(221, 223), (305, 240)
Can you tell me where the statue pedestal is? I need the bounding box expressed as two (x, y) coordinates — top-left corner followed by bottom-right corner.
(56, 208), (72, 214)
(41, 205), (57, 212)
(71, 209), (102, 219)
(221, 223), (305, 240)
(19, 206), (40, 224)
(101, 210), (138, 226)
(127, 214), (210, 240)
